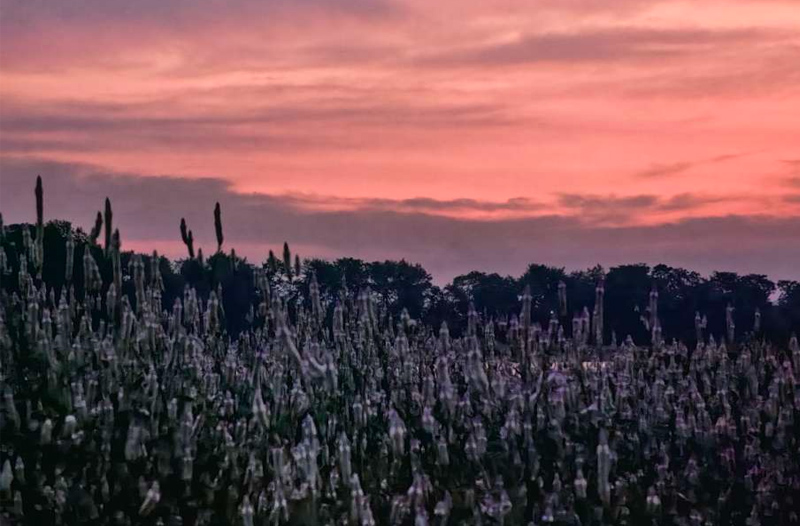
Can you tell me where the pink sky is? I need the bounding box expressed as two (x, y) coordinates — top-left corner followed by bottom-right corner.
(1, 0), (799, 281)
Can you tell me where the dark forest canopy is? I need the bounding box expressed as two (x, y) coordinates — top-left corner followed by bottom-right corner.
(1, 218), (798, 345)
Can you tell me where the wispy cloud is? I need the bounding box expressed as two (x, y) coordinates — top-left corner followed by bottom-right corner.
(778, 160), (800, 188)
(558, 193), (657, 212)
(420, 28), (780, 67)
(0, 97), (519, 157)
(783, 159), (800, 174)
(285, 194), (542, 215)
(554, 192), (732, 224)
(636, 152), (751, 178)
(636, 162), (695, 179)
(657, 193), (729, 211)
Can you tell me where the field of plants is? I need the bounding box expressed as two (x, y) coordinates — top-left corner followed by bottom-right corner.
(1, 178), (799, 525)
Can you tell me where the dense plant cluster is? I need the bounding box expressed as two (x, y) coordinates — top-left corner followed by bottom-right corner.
(1, 179), (799, 525)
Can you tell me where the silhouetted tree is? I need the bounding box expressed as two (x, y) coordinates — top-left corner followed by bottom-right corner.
(603, 264), (651, 343)
(368, 260), (433, 320)
(651, 264), (704, 343)
(447, 271), (518, 322)
(518, 264), (569, 322)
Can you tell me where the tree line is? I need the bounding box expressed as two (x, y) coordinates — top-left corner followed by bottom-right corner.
(1, 217), (797, 346)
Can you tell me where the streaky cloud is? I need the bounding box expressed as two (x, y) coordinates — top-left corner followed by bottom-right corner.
(3, 157), (799, 282)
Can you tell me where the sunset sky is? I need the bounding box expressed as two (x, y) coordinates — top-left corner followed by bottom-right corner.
(1, 0), (799, 282)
